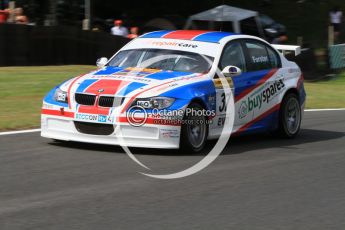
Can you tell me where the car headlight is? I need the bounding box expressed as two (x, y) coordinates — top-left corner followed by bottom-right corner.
(133, 97), (175, 109)
(54, 88), (68, 103)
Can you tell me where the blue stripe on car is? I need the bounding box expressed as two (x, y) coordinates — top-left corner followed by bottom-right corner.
(76, 79), (98, 93)
(94, 66), (123, 75)
(146, 71), (193, 80)
(43, 87), (69, 107)
(232, 69), (272, 97)
(239, 110), (279, 134)
(117, 82), (147, 96)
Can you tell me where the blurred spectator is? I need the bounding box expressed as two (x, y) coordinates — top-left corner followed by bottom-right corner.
(0, 8), (9, 24)
(330, 6), (342, 42)
(111, 19), (128, 37)
(14, 7), (28, 24)
(128, 26), (139, 39)
(272, 32), (288, 44)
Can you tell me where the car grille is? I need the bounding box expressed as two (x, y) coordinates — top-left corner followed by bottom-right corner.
(74, 121), (114, 135)
(75, 93), (96, 106)
(98, 96), (125, 107)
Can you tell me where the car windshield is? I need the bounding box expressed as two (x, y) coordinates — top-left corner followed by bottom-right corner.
(107, 49), (214, 73)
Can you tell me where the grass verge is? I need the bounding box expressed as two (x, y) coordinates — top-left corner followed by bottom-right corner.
(0, 65), (344, 131)
(304, 74), (345, 109)
(0, 65), (95, 131)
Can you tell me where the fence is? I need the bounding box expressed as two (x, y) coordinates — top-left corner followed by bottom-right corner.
(329, 44), (345, 69)
(0, 24), (129, 66)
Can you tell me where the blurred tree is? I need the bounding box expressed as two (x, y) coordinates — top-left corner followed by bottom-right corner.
(56, 0), (84, 26)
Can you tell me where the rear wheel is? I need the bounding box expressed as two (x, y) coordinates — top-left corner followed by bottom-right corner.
(277, 93), (301, 138)
(180, 102), (208, 153)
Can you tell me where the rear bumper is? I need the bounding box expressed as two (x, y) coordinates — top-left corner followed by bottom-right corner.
(41, 115), (181, 149)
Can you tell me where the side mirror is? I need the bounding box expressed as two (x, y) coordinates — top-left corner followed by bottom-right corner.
(96, 57), (108, 67)
(222, 66), (242, 77)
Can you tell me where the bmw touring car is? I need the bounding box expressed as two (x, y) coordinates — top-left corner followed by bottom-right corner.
(41, 30), (306, 152)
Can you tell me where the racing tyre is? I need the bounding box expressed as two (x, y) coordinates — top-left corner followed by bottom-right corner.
(277, 93), (301, 138)
(180, 102), (208, 153)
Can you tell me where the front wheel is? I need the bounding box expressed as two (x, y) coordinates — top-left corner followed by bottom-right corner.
(277, 93), (302, 138)
(180, 102), (208, 153)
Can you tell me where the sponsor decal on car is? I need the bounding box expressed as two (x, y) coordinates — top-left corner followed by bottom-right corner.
(125, 67), (162, 73)
(213, 77), (234, 89)
(239, 79), (285, 119)
(150, 41), (198, 48)
(75, 113), (113, 123)
(288, 68), (300, 74)
(252, 55), (269, 63)
(42, 103), (55, 109)
(90, 75), (155, 83)
(160, 129), (180, 138)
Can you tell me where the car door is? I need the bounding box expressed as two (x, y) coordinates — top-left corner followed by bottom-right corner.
(210, 40), (254, 136)
(241, 39), (282, 125)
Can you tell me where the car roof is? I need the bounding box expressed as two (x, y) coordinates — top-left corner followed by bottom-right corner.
(140, 30), (238, 43)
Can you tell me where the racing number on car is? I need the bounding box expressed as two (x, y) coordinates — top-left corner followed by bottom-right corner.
(219, 93), (227, 113)
(216, 91), (231, 127)
(216, 91), (231, 115)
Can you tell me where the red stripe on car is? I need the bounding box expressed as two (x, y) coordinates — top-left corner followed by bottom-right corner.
(85, 79), (129, 95)
(162, 30), (210, 40)
(68, 74), (87, 109)
(118, 117), (181, 126)
(120, 73), (204, 114)
(77, 79), (130, 115)
(235, 69), (278, 102)
(77, 106), (111, 115)
(297, 74), (304, 89)
(234, 103), (281, 135)
(41, 109), (74, 118)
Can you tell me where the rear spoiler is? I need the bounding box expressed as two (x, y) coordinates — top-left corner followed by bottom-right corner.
(272, 44), (301, 56)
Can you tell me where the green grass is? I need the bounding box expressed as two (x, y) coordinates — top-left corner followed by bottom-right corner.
(0, 65), (344, 131)
(0, 65), (95, 131)
(305, 74), (345, 109)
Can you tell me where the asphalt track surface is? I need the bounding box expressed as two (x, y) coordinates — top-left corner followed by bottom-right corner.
(0, 110), (344, 230)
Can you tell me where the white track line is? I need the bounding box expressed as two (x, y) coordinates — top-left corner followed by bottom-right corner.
(0, 108), (344, 136)
(305, 108), (345, 112)
(0, 129), (40, 136)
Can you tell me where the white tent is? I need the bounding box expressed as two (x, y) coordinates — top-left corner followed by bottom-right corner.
(184, 5), (264, 37)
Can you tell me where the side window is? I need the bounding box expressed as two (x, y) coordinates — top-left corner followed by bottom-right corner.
(267, 46), (281, 68)
(219, 42), (246, 72)
(245, 41), (271, 71)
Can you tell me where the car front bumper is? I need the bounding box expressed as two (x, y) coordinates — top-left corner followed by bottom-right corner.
(41, 115), (181, 149)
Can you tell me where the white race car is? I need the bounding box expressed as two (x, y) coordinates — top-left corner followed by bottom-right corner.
(41, 30), (306, 152)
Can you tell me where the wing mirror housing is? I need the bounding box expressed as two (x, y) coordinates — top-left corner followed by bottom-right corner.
(96, 57), (108, 67)
(222, 66), (242, 77)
